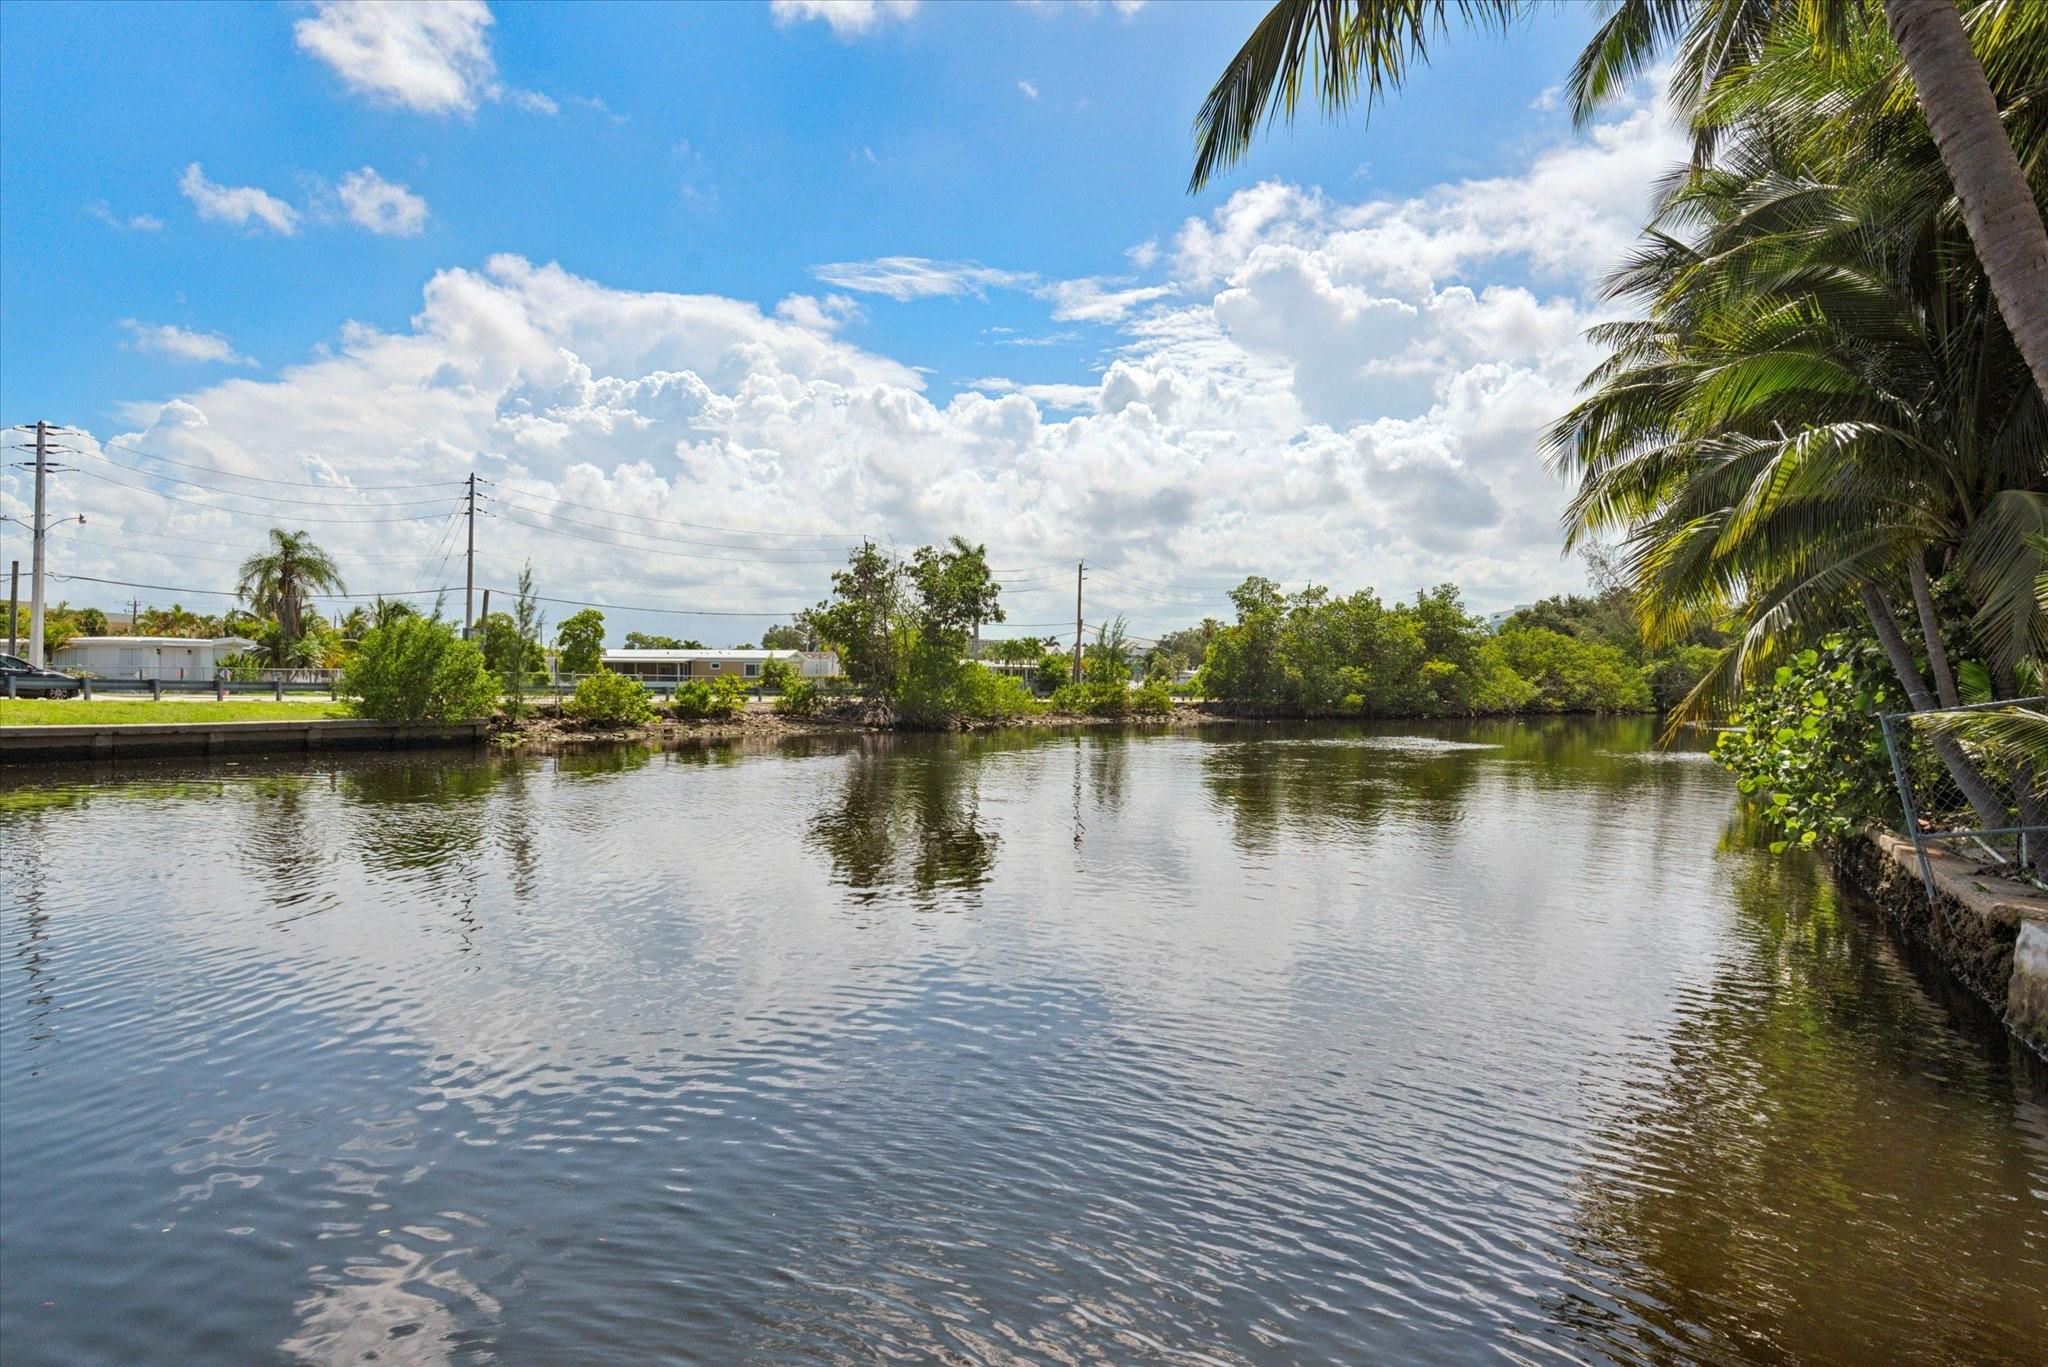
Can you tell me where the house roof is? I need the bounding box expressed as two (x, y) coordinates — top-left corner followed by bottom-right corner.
(59, 636), (258, 650)
(600, 648), (810, 662)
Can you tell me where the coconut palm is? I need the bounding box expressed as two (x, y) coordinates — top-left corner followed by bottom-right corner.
(1190, 0), (2048, 404)
(1548, 92), (2044, 831)
(236, 529), (346, 658)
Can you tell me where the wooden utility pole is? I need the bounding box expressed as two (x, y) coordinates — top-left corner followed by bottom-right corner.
(479, 588), (491, 635)
(1072, 561), (1085, 683)
(463, 471), (478, 638)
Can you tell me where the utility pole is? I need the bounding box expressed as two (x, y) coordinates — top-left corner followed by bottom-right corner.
(463, 471), (478, 638)
(9, 422), (76, 668)
(1072, 560), (1085, 683)
(6, 561), (17, 657)
(29, 422), (48, 668)
(479, 588), (491, 634)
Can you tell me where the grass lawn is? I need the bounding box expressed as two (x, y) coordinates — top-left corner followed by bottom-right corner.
(0, 700), (358, 726)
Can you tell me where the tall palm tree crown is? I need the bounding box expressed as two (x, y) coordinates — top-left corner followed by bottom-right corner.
(1190, 0), (2048, 405)
(236, 529), (346, 649)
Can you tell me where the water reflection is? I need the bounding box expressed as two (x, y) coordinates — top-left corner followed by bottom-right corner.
(808, 734), (1004, 903)
(2, 721), (2043, 1364)
(1551, 829), (2048, 1364)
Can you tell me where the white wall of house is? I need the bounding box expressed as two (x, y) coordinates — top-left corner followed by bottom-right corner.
(53, 636), (258, 680)
(598, 648), (840, 681)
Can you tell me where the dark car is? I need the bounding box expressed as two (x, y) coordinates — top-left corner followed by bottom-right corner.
(0, 653), (81, 697)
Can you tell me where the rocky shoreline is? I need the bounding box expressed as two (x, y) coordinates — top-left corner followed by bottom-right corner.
(489, 700), (1265, 753)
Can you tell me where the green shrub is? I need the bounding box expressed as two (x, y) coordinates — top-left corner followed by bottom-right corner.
(564, 668), (655, 726)
(673, 675), (747, 720)
(1129, 679), (1172, 715)
(773, 677), (822, 716)
(1643, 643), (1722, 712)
(1035, 651), (1072, 694)
(340, 616), (499, 723)
(758, 657), (796, 693)
(1713, 637), (1903, 852)
(1494, 627), (1652, 712)
(956, 663), (1042, 720)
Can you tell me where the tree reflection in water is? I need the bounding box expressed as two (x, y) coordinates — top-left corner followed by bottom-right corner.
(807, 734), (1006, 905)
(1548, 821), (2048, 1364)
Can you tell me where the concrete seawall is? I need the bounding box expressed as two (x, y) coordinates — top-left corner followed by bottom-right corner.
(1835, 830), (2048, 1058)
(0, 719), (491, 763)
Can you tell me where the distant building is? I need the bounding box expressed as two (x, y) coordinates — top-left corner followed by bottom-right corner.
(1483, 605), (1533, 632)
(53, 636), (259, 680)
(598, 648), (840, 683)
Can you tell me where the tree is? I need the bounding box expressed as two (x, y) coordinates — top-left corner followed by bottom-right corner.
(554, 609), (606, 676)
(340, 616), (498, 723)
(237, 529), (345, 660)
(807, 537), (1010, 725)
(1189, 0), (2048, 406)
(622, 632), (685, 649)
(1548, 67), (2045, 831)
(760, 621), (812, 650)
(74, 607), (109, 636)
(1495, 628), (1653, 712)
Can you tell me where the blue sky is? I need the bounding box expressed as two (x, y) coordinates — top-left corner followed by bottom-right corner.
(2, 0), (1665, 644)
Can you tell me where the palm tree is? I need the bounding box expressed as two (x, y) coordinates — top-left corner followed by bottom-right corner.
(1548, 97), (2043, 831)
(236, 529), (346, 656)
(1190, 0), (2048, 404)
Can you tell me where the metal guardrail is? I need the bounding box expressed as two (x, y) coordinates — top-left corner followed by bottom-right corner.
(1879, 695), (2047, 896)
(5, 675), (339, 701)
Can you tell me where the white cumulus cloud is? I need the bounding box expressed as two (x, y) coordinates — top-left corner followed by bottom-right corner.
(294, 0), (498, 115)
(9, 91), (1692, 642)
(88, 202), (164, 232)
(338, 167), (429, 236)
(770, 0), (919, 38)
(179, 164), (299, 235)
(121, 321), (255, 367)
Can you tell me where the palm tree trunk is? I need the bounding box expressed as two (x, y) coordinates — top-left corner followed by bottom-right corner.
(1860, 584), (2009, 830)
(1907, 553), (1959, 707)
(1880, 0), (2048, 406)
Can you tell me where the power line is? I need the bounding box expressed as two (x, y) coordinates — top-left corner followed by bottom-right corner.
(494, 486), (865, 541)
(67, 466), (460, 523)
(78, 444), (456, 505)
(50, 572), (459, 600)
(484, 587), (829, 618)
(491, 507), (852, 564)
(96, 438), (455, 491)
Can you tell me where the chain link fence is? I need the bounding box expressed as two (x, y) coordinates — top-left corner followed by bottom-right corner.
(1879, 696), (2047, 893)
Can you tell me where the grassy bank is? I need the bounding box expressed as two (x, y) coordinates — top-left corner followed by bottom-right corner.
(0, 700), (356, 725)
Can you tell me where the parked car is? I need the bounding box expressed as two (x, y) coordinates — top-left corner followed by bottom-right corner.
(0, 653), (82, 697)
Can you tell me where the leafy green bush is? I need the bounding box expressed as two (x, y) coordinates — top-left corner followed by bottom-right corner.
(1130, 679), (1172, 714)
(955, 662), (1042, 720)
(758, 657), (796, 693)
(1713, 637), (1903, 852)
(1034, 651), (1072, 694)
(1643, 643), (1722, 713)
(672, 675), (747, 720)
(564, 668), (655, 726)
(340, 616), (499, 723)
(773, 677), (822, 716)
(1494, 627), (1653, 712)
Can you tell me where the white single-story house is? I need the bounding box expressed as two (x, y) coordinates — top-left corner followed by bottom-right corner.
(598, 648), (840, 683)
(53, 636), (259, 680)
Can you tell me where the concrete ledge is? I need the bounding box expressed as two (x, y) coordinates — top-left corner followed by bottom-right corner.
(1835, 829), (2048, 1058)
(0, 718), (490, 762)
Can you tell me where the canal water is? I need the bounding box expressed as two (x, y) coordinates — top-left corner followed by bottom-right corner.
(2, 720), (2043, 1364)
